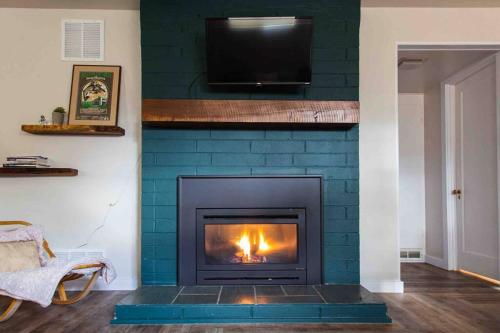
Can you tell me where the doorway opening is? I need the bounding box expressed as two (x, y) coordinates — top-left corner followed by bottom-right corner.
(397, 45), (500, 283)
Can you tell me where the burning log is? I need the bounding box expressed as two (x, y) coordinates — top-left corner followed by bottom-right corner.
(230, 254), (268, 264)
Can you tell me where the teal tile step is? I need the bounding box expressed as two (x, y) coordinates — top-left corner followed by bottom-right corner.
(111, 285), (391, 324)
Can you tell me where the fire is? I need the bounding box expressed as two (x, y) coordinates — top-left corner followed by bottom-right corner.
(235, 228), (271, 263)
(205, 223), (298, 265)
(236, 233), (251, 262)
(258, 230), (270, 252)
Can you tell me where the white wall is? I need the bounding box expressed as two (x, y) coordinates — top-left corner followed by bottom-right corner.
(360, 6), (500, 292)
(0, 8), (141, 290)
(398, 94), (425, 254)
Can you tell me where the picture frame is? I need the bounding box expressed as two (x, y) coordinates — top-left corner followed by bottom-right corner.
(68, 65), (121, 126)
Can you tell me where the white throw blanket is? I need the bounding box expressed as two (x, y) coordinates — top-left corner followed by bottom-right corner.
(0, 257), (116, 307)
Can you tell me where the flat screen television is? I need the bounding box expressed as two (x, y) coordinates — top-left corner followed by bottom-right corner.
(206, 17), (313, 85)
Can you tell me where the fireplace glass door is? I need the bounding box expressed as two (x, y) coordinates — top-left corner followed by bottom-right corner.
(204, 223), (298, 265)
(196, 209), (307, 284)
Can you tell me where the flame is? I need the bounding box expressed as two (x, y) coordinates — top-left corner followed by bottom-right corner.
(235, 228), (272, 262)
(258, 230), (270, 252)
(236, 233), (251, 262)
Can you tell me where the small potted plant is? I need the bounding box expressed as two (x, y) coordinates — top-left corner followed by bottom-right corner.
(52, 107), (66, 125)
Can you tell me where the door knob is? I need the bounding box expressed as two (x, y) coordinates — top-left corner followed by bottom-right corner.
(452, 189), (462, 199)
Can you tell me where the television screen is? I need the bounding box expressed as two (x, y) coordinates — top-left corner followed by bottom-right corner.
(206, 17), (313, 85)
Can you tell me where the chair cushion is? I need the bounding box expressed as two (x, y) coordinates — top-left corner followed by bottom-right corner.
(0, 225), (47, 267)
(0, 240), (41, 272)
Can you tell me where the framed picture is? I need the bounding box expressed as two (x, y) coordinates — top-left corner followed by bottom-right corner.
(68, 65), (121, 126)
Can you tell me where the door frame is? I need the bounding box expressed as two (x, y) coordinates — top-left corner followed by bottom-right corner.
(441, 52), (500, 275)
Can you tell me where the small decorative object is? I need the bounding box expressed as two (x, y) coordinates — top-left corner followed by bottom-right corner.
(51, 107), (66, 125)
(39, 115), (47, 125)
(68, 65), (121, 126)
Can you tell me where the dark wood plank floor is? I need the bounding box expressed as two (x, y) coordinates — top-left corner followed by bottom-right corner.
(1, 264), (499, 333)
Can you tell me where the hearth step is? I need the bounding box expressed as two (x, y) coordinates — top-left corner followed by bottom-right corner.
(111, 285), (391, 324)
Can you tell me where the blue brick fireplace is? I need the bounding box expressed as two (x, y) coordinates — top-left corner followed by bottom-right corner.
(140, 0), (361, 286)
(112, 0), (389, 325)
(141, 127), (360, 285)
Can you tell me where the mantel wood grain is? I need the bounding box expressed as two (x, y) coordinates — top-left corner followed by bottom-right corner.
(142, 99), (359, 128)
(21, 125), (125, 136)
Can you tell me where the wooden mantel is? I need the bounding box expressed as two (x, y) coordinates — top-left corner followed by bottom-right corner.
(142, 99), (359, 128)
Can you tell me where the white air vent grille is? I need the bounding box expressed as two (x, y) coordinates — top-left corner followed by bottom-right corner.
(53, 249), (105, 261)
(62, 19), (104, 61)
(400, 249), (424, 262)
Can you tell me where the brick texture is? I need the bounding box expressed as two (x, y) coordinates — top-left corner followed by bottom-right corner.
(140, 0), (360, 101)
(142, 127), (360, 285)
(140, 0), (360, 285)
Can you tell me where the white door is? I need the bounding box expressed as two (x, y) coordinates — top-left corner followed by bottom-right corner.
(454, 58), (500, 280)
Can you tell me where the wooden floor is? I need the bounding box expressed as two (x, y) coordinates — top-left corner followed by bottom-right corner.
(1, 264), (499, 333)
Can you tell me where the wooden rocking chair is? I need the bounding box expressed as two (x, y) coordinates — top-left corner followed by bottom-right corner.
(0, 221), (105, 322)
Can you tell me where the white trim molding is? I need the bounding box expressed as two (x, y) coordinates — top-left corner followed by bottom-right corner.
(442, 81), (458, 270)
(361, 279), (404, 293)
(398, 43), (500, 51)
(63, 277), (138, 291)
(425, 254), (447, 270)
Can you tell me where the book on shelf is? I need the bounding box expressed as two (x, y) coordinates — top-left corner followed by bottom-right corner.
(3, 156), (50, 168)
(5, 159), (49, 165)
(3, 164), (50, 168)
(7, 156), (48, 161)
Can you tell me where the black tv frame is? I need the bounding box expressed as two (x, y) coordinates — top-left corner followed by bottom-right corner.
(205, 16), (314, 86)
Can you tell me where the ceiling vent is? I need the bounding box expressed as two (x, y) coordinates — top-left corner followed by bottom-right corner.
(61, 19), (104, 61)
(398, 58), (426, 70)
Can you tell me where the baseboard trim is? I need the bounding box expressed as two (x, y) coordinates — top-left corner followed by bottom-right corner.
(458, 269), (500, 286)
(361, 279), (404, 293)
(400, 258), (425, 263)
(63, 277), (138, 291)
(425, 254), (447, 269)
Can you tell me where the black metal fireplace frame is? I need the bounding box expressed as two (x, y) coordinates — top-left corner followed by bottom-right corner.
(177, 176), (322, 285)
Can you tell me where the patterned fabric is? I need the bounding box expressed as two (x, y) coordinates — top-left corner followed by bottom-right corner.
(0, 225), (47, 265)
(0, 257), (116, 307)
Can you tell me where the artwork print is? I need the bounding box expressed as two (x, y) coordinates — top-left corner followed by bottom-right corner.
(68, 65), (121, 126)
(76, 71), (113, 121)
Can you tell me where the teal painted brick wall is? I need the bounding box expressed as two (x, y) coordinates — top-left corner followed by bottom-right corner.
(140, 0), (360, 285)
(141, 0), (360, 100)
(142, 128), (359, 285)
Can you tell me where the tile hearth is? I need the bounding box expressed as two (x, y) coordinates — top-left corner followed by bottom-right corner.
(112, 285), (390, 324)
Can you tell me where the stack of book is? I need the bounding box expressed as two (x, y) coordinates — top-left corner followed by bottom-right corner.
(3, 156), (50, 168)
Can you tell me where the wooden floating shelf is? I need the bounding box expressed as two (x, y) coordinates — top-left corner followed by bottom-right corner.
(0, 168), (78, 177)
(142, 99), (360, 128)
(21, 125), (125, 136)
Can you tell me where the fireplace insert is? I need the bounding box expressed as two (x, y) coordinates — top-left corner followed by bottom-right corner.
(178, 176), (322, 285)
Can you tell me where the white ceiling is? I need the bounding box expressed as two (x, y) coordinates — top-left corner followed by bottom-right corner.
(362, 0), (500, 7)
(398, 50), (496, 93)
(0, 0), (139, 10)
(2, 0), (500, 10)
